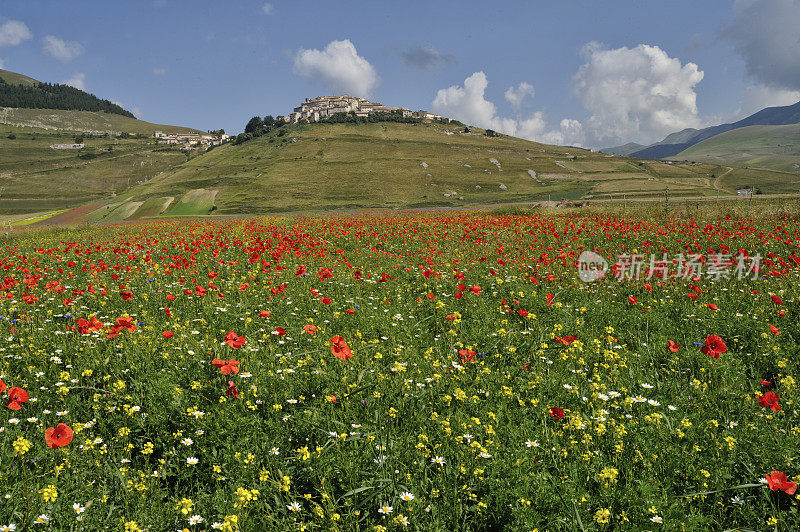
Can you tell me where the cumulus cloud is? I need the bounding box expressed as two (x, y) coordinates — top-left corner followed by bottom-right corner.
(261, 3), (273, 15)
(293, 39), (379, 97)
(722, 0), (800, 91)
(737, 84), (800, 116)
(62, 73), (86, 91)
(504, 82), (535, 110)
(432, 72), (583, 146)
(0, 20), (32, 47)
(42, 36), (85, 62)
(572, 42), (704, 146)
(399, 45), (455, 70)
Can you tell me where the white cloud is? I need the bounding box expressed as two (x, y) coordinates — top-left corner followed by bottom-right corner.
(737, 84), (800, 117)
(399, 45), (455, 70)
(62, 73), (86, 91)
(261, 2), (274, 15)
(572, 42), (704, 146)
(504, 82), (535, 110)
(42, 35), (84, 62)
(0, 58), (5, 69)
(0, 20), (32, 47)
(432, 72), (584, 146)
(723, 0), (800, 91)
(293, 39), (379, 97)
(153, 67), (167, 76)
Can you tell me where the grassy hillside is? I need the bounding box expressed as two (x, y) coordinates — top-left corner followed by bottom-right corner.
(88, 121), (800, 220)
(0, 68), (39, 86)
(0, 107), (202, 136)
(0, 122), (192, 214)
(675, 123), (800, 173)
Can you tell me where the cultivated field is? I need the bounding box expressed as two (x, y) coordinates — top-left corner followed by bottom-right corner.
(1, 210), (799, 530)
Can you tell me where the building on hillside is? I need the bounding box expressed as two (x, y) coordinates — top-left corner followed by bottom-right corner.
(153, 131), (228, 150)
(415, 110), (443, 121)
(287, 95), (416, 123)
(50, 143), (84, 149)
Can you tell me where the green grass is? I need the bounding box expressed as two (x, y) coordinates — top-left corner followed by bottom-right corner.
(0, 68), (39, 86)
(675, 124), (800, 173)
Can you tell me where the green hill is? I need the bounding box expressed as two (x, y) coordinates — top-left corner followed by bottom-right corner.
(0, 68), (39, 87)
(674, 123), (800, 173)
(0, 68), (134, 117)
(81, 121), (800, 220)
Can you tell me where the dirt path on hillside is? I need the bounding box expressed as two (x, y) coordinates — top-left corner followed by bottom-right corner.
(713, 167), (734, 191)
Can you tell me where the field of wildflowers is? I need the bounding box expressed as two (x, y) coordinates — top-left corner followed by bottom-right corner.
(1, 212), (799, 531)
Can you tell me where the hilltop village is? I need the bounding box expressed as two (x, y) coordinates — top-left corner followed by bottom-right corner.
(281, 95), (445, 124)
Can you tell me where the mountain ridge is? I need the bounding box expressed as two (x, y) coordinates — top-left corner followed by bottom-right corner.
(601, 100), (800, 160)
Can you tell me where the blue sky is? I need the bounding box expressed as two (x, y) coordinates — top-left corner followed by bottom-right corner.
(1, 0), (799, 147)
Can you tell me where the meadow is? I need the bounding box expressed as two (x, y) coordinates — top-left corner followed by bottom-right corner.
(1, 210), (799, 531)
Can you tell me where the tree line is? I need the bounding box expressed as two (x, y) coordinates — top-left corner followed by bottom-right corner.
(0, 77), (134, 118)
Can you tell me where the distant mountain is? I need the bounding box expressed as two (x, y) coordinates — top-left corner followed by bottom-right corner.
(674, 123), (800, 173)
(0, 68), (134, 117)
(600, 142), (645, 156)
(604, 100), (800, 160)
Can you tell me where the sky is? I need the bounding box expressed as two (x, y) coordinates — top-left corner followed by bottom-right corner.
(1, 0), (799, 148)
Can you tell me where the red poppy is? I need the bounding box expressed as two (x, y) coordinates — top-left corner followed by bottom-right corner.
(274, 327), (287, 336)
(258, 310), (271, 318)
(761, 379), (773, 386)
(548, 407), (565, 419)
(212, 358), (240, 375)
(459, 349), (477, 364)
(771, 295), (783, 305)
(628, 296), (638, 305)
(166, 294), (176, 301)
(120, 290), (133, 301)
(454, 292), (463, 299)
(769, 324), (780, 335)
(116, 316), (137, 332)
(321, 297), (332, 305)
(0, 379), (5, 393)
(701, 335), (727, 359)
(331, 335), (352, 361)
(555, 335), (576, 346)
(668, 340), (681, 353)
(226, 380), (239, 399)
(303, 324), (318, 335)
(7, 387), (28, 410)
(45, 423), (74, 449)
(224, 331), (246, 349)
(757, 391), (781, 412)
(706, 303), (718, 310)
(766, 471), (797, 495)
(162, 331), (174, 339)
(469, 285), (481, 295)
